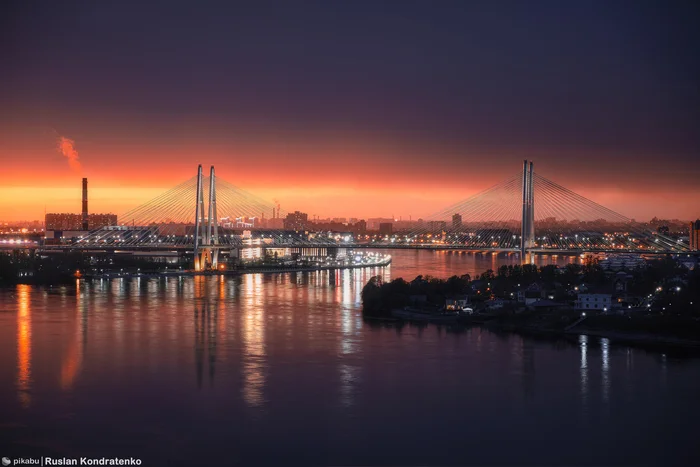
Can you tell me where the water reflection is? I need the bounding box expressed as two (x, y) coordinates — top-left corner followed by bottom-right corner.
(2, 256), (700, 467)
(601, 337), (610, 403)
(194, 299), (219, 388)
(60, 280), (87, 390)
(511, 336), (536, 398)
(660, 353), (667, 389)
(338, 269), (362, 407)
(242, 274), (266, 408)
(16, 284), (32, 408)
(579, 335), (588, 409)
(624, 348), (635, 399)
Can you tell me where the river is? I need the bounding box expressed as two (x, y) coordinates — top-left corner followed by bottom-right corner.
(0, 250), (697, 466)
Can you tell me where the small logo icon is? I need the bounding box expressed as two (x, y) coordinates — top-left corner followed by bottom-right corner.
(1, 457), (11, 466)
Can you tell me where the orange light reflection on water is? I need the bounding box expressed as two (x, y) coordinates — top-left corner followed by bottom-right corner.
(16, 284), (32, 408)
(242, 273), (265, 408)
(60, 281), (84, 390)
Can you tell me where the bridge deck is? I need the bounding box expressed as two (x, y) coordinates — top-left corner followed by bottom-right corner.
(35, 243), (686, 256)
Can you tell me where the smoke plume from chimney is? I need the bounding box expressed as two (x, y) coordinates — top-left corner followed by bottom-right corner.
(57, 136), (81, 171)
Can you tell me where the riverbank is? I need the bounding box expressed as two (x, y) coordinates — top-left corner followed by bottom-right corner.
(361, 258), (700, 351)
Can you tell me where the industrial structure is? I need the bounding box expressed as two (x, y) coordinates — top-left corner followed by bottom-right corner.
(690, 220), (700, 251)
(82, 177), (89, 230)
(44, 178), (117, 244)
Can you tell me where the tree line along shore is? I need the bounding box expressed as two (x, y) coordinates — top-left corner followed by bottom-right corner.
(361, 258), (700, 346)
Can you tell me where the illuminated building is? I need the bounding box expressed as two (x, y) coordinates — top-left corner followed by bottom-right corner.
(690, 220), (700, 251)
(45, 213), (117, 231)
(45, 213), (83, 231)
(284, 211), (308, 231)
(235, 216), (257, 228)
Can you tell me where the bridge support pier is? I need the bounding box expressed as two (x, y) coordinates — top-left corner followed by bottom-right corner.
(521, 160), (535, 256)
(193, 165), (220, 271)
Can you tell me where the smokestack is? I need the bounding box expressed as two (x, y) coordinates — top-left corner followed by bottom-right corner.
(82, 177), (88, 230)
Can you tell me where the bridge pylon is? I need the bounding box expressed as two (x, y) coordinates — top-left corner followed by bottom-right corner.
(193, 165), (220, 271)
(521, 160), (535, 255)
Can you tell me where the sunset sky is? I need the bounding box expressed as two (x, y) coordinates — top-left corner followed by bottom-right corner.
(1, 1), (699, 222)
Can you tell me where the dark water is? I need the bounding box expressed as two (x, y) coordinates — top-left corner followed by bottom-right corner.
(1, 251), (698, 466)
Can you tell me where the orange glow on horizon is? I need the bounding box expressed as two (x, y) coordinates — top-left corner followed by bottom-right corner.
(2, 180), (697, 223)
(0, 138), (698, 222)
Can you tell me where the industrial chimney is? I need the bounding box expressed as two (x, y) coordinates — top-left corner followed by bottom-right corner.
(82, 177), (88, 230)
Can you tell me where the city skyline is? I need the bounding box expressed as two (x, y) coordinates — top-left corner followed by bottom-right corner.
(2, 1), (699, 221)
(0, 163), (698, 225)
(1, 4), (699, 465)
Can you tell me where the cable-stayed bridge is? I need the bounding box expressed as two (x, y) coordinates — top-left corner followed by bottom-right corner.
(395, 160), (688, 255)
(50, 162), (690, 270)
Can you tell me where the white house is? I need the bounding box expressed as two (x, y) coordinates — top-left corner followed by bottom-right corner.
(575, 293), (612, 311)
